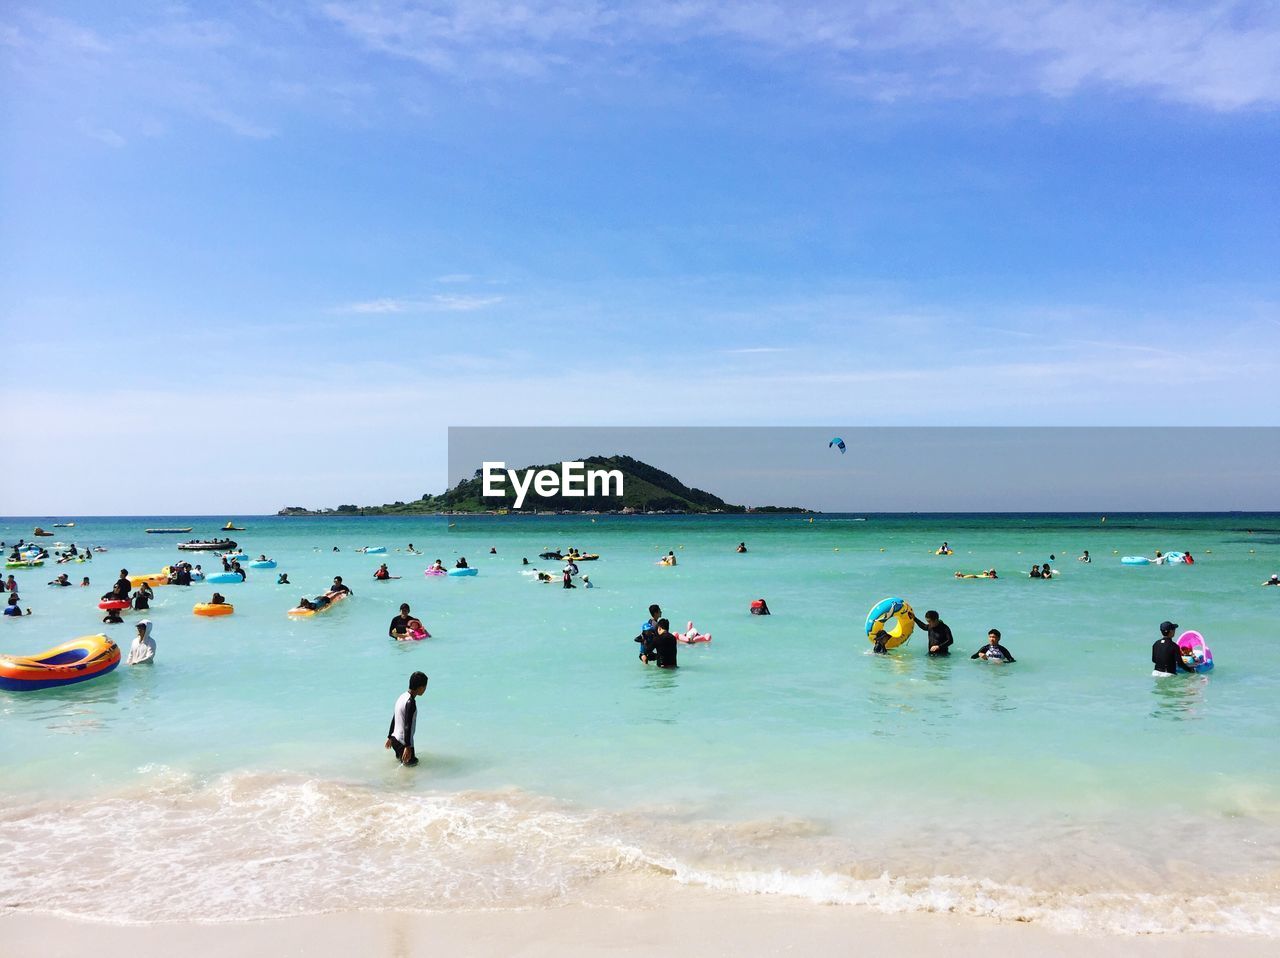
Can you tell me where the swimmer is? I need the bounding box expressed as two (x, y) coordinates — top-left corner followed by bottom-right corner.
(454, 557), (469, 569)
(1029, 564), (1042, 579)
(582, 575), (593, 589)
(1264, 574), (1280, 586)
(522, 557), (529, 565)
(750, 598), (771, 615)
(385, 671), (428, 767)
(209, 592), (228, 605)
(1152, 621), (1191, 676)
(5, 594), (31, 616)
(127, 620), (156, 665)
(329, 576), (352, 596)
(430, 559), (445, 572)
(653, 619), (678, 669)
(48, 573), (71, 587)
(277, 573), (290, 585)
(735, 542), (747, 554)
(489, 547), (497, 554)
(102, 605), (124, 624)
(374, 563), (393, 580)
(1078, 550), (1091, 563)
(910, 609), (953, 656)
(971, 629), (1015, 663)
(80, 576), (90, 587)
(295, 596), (317, 611)
(389, 603), (413, 639)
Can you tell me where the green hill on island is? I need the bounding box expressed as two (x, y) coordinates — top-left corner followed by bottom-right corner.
(278, 455), (810, 515)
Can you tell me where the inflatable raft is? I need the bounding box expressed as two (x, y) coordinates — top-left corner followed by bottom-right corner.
(0, 635), (120, 692)
(206, 572), (243, 584)
(1178, 630), (1214, 673)
(447, 567), (478, 576)
(287, 593), (349, 617)
(247, 559), (276, 569)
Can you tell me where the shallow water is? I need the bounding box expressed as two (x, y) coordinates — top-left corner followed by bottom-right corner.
(2, 514), (1278, 934)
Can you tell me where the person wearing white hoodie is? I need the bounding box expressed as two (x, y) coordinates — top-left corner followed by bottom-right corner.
(128, 619), (156, 665)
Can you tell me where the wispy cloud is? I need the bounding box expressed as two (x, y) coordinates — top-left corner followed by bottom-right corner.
(321, 1), (1280, 110)
(722, 346), (793, 355)
(336, 294), (505, 314)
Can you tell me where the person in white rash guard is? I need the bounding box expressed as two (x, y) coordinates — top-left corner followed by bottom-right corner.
(386, 671), (428, 767)
(127, 619), (156, 665)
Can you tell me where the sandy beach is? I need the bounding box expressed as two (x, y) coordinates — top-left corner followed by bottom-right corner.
(6, 887), (1274, 958)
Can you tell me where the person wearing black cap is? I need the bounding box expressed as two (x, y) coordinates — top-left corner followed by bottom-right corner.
(1152, 621), (1192, 676)
(386, 671), (428, 766)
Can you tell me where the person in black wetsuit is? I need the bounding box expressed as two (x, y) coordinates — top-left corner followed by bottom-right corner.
(389, 603), (414, 639)
(133, 583), (153, 610)
(636, 603), (662, 662)
(653, 618), (678, 669)
(329, 576), (351, 596)
(1152, 621), (1193, 676)
(971, 629), (1015, 663)
(911, 609), (953, 656)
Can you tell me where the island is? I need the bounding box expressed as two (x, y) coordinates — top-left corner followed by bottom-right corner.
(278, 455), (812, 516)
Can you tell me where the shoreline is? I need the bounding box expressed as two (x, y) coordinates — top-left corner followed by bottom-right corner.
(6, 891), (1276, 958)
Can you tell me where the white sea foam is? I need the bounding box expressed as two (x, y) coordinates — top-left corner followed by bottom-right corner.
(1, 771), (1277, 936)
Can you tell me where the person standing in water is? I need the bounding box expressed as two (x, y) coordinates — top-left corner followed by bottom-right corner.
(1152, 621), (1192, 676)
(386, 671), (428, 767)
(653, 619), (678, 669)
(127, 620), (156, 665)
(389, 603), (414, 639)
(971, 629), (1015, 663)
(911, 609), (954, 656)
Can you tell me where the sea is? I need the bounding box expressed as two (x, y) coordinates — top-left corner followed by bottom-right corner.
(1, 513), (1277, 936)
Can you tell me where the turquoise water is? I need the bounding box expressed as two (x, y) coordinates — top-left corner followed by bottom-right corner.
(2, 514), (1278, 934)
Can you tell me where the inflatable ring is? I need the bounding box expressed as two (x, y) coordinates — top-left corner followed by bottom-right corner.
(129, 573), (170, 588)
(247, 560), (277, 569)
(865, 597), (914, 649)
(447, 567), (478, 576)
(0, 634), (120, 692)
(98, 599), (130, 610)
(193, 603), (234, 617)
(206, 572), (243, 584)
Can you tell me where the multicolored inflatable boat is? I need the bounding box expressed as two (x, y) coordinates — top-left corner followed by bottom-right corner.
(0, 635), (121, 692)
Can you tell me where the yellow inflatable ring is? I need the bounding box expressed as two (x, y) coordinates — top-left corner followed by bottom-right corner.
(865, 597), (915, 648)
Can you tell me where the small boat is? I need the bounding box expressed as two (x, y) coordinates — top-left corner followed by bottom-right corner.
(222, 522), (246, 531)
(177, 539), (237, 552)
(147, 527), (193, 534)
(564, 553), (599, 561)
(53, 522), (75, 527)
(0, 635), (120, 692)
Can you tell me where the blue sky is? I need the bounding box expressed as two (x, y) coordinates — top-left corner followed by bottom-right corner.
(3, 2), (1278, 513)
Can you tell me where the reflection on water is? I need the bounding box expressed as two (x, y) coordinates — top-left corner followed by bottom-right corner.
(1148, 674), (1209, 721)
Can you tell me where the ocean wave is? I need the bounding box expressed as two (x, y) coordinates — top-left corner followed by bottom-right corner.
(0, 770), (1276, 936)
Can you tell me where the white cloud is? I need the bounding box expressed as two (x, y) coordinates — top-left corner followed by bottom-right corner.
(336, 294), (504, 314)
(320, 0), (1280, 110)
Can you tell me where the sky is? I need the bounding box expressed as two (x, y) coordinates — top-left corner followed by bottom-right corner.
(2, 2), (1279, 514)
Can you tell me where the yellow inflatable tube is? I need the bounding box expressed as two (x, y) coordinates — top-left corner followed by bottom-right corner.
(193, 603), (234, 617)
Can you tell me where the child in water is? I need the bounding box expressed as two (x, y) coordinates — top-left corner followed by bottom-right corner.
(971, 630), (1016, 663)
